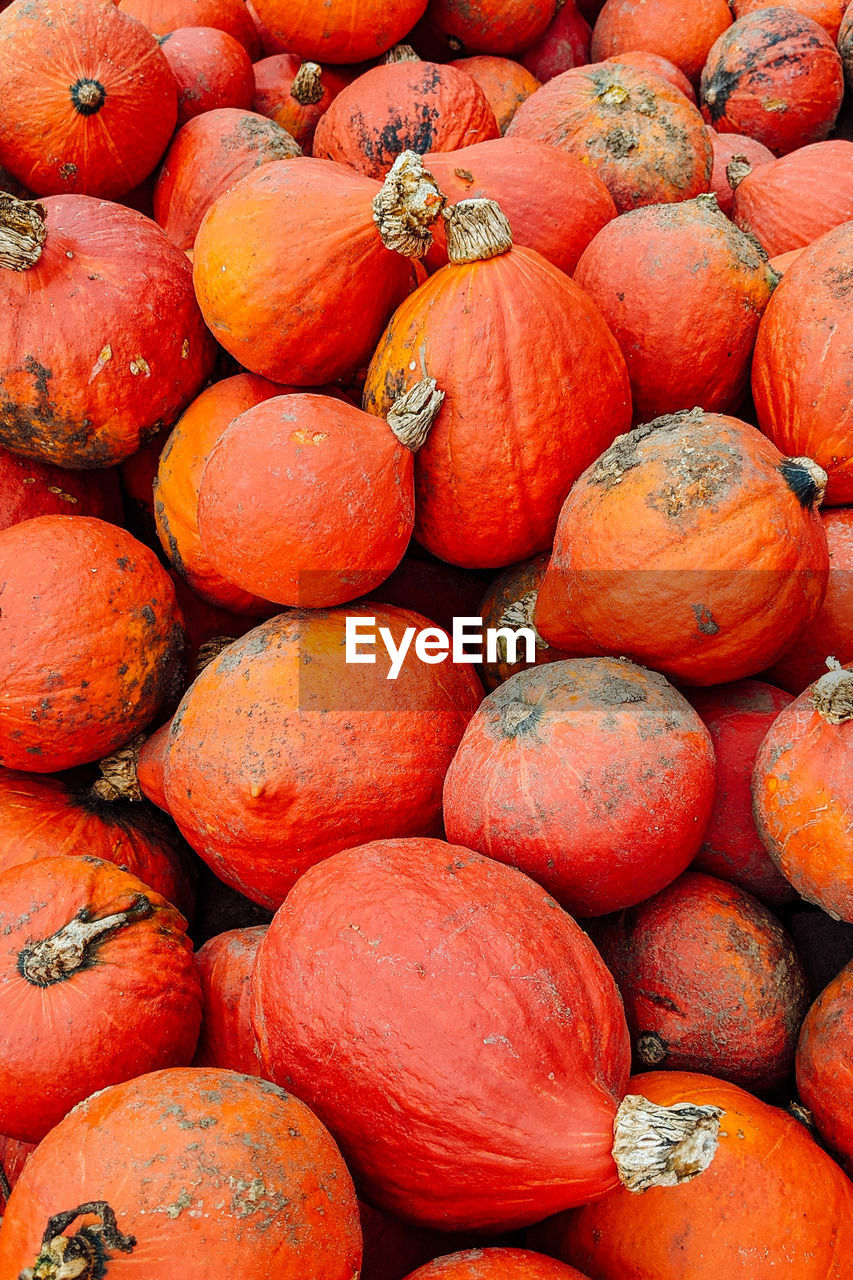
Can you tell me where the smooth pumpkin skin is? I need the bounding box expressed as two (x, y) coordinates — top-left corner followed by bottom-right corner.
(506, 62), (712, 212)
(521, 1), (591, 82)
(0, 856), (201, 1143)
(685, 680), (795, 904)
(160, 26), (255, 127)
(422, 139), (616, 275)
(449, 57), (541, 132)
(252, 54), (349, 149)
(533, 1070), (853, 1278)
(535, 411), (830, 686)
(363, 244), (631, 570)
(0, 516), (185, 773)
(0, 1137), (33, 1210)
(700, 9), (844, 155)
(0, 446), (122, 530)
(119, 0), (260, 55)
(252, 836), (631, 1231)
(403, 1249), (590, 1279)
(313, 62), (499, 182)
(163, 607), (483, 908)
(478, 554), (568, 689)
(752, 221), (853, 505)
(734, 0), (845, 40)
(0, 1068), (362, 1279)
(249, 0), (428, 62)
(444, 659), (715, 916)
(604, 51), (696, 100)
(797, 961), (853, 1170)
(573, 195), (776, 422)
(0, 0), (176, 199)
(417, 0), (556, 56)
(192, 926), (267, 1074)
(591, 0), (732, 83)
(137, 720), (172, 813)
(752, 667), (853, 922)
(707, 127), (773, 215)
(193, 158), (416, 385)
(732, 140), (853, 258)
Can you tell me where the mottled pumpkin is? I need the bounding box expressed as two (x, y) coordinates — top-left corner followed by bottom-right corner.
(521, 1), (591, 82)
(734, 0), (845, 40)
(591, 0), (732, 83)
(160, 26), (255, 127)
(192, 926), (267, 1074)
(732, 140), (853, 258)
(0, 447), (122, 531)
(119, 0), (260, 55)
(252, 55), (349, 149)
(797, 961), (853, 1170)
(449, 56), (540, 132)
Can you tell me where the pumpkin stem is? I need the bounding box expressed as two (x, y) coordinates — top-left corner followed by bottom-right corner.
(811, 657), (853, 725)
(372, 151), (445, 258)
(726, 154), (752, 190)
(195, 634), (237, 674)
(386, 377), (445, 451)
(636, 1032), (668, 1066)
(496, 593), (549, 658)
(20, 1202), (136, 1280)
(18, 896), (152, 987)
(444, 198), (513, 264)
(0, 192), (47, 271)
(382, 43), (421, 62)
(779, 456), (827, 509)
(290, 61), (324, 105)
(612, 1094), (723, 1192)
(90, 734), (145, 803)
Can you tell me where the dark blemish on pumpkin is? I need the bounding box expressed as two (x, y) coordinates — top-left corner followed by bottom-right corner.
(141, 605), (156, 625)
(58, 161), (78, 181)
(824, 264), (853, 299)
(117, 557), (129, 570)
(593, 674), (647, 707)
(692, 604), (720, 635)
(637, 987), (683, 1014)
(501, 698), (543, 737)
(604, 128), (638, 158)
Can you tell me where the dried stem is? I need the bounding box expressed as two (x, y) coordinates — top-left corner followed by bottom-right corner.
(373, 151), (445, 258)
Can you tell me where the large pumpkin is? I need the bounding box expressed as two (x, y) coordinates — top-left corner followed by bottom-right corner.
(0, 0), (177, 198)
(363, 199), (631, 570)
(404, 1250), (591, 1279)
(252, 55), (349, 149)
(707, 127), (773, 215)
(535, 410), (830, 686)
(0, 446), (122, 530)
(732, 140), (853, 257)
(0, 193), (216, 469)
(248, 0), (427, 62)
(160, 26), (255, 127)
(0, 516), (184, 772)
(119, 0), (260, 55)
(192, 926), (267, 1074)
(590, 0), (732, 83)
(796, 960), (853, 1171)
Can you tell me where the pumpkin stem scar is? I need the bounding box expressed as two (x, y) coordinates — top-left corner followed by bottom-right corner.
(811, 658), (853, 725)
(21, 1201), (136, 1280)
(0, 192), (47, 271)
(613, 1094), (723, 1192)
(18, 896), (153, 987)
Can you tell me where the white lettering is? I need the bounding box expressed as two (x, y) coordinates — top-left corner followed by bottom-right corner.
(379, 625), (416, 680)
(486, 627), (537, 666)
(414, 627), (449, 664)
(346, 617), (376, 663)
(453, 617), (483, 663)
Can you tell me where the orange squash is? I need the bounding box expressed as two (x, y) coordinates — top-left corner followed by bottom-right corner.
(768, 246), (805, 275)
(732, 140), (853, 258)
(707, 127), (773, 215)
(137, 721), (173, 813)
(797, 960), (853, 1171)
(160, 26), (255, 127)
(449, 56), (541, 132)
(403, 1250), (591, 1279)
(604, 51), (697, 101)
(192, 926), (267, 1074)
(734, 0), (846, 40)
(252, 55), (349, 149)
(249, 0), (428, 62)
(521, 1), (591, 82)
(119, 0), (260, 55)
(591, 0), (732, 83)
(416, 0), (557, 56)
(478, 554), (568, 689)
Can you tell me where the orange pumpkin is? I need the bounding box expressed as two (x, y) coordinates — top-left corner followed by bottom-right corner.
(252, 55), (349, 149)
(403, 1250), (591, 1279)
(192, 926), (267, 1074)
(506, 62), (713, 211)
(0, 446), (122, 531)
(535, 410), (830, 686)
(160, 26), (255, 127)
(0, 1138), (33, 1212)
(734, 0), (846, 40)
(797, 960), (853, 1171)
(478, 554), (568, 689)
(249, 0), (428, 62)
(0, 0), (177, 198)
(591, 0), (732, 83)
(752, 221), (853, 505)
(768, 246), (805, 275)
(449, 56), (541, 132)
(732, 140), (853, 258)
(119, 0), (260, 55)
(415, 0), (557, 56)
(841, 7), (853, 89)
(604, 51), (697, 101)
(521, 1), (592, 82)
(707, 127), (773, 215)
(137, 721), (172, 813)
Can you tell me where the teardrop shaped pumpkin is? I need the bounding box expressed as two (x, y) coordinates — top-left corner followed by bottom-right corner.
(192, 926), (267, 1074)
(252, 55), (349, 149)
(590, 0), (732, 83)
(732, 140), (853, 257)
(796, 960), (853, 1171)
(521, 1), (592, 82)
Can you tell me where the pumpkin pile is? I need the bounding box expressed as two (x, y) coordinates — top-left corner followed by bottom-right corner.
(0, 0), (852, 1276)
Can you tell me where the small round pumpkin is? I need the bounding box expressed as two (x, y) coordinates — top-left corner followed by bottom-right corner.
(449, 56), (541, 132)
(249, 0), (428, 62)
(521, 1), (592, 82)
(591, 0), (732, 83)
(416, 0), (557, 56)
(732, 140), (853, 259)
(403, 1250), (591, 1280)
(796, 960), (853, 1171)
(734, 0), (845, 40)
(160, 26), (255, 127)
(192, 926), (267, 1074)
(0, 446), (122, 531)
(707, 127), (773, 215)
(119, 0), (260, 55)
(604, 51), (697, 101)
(478, 554), (568, 690)
(252, 55), (349, 149)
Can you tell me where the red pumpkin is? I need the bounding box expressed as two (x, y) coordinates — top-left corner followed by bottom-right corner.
(252, 55), (349, 149)
(119, 0), (260, 56)
(0, 1137), (33, 1211)
(752, 661), (853, 922)
(700, 10), (844, 155)
(0, 516), (185, 772)
(443, 658), (715, 916)
(449, 57), (540, 132)
(249, 0), (428, 62)
(0, 856), (201, 1142)
(478, 554), (568, 689)
(137, 721), (173, 813)
(604, 51), (697, 101)
(752, 221), (853, 505)
(535, 410), (830, 686)
(732, 140), (853, 258)
(403, 1250), (591, 1279)
(707, 127), (774, 216)
(0, 194), (216, 468)
(0, 447), (122, 530)
(797, 960), (853, 1170)
(416, 0), (557, 57)
(192, 926), (267, 1074)
(521, 1), (592, 82)
(734, 0), (846, 40)
(0, 0), (177, 198)
(0, 1068), (362, 1279)
(160, 26), (255, 127)
(573, 194), (776, 422)
(591, 0), (732, 83)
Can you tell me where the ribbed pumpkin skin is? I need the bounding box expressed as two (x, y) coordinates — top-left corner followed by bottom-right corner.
(449, 57), (541, 132)
(752, 222), (853, 505)
(478, 554), (567, 689)
(192, 926), (267, 1074)
(0, 517), (185, 773)
(573, 196), (776, 422)
(506, 63), (712, 211)
(422, 139), (616, 275)
(444, 659), (715, 916)
(252, 54), (349, 149)
(707, 128), (773, 215)
(685, 681), (796, 904)
(249, 0), (428, 62)
(700, 9), (844, 155)
(252, 837), (631, 1231)
(163, 608), (483, 908)
(0, 0), (177, 198)
(404, 1250), (591, 1279)
(732, 140), (853, 258)
(154, 108), (300, 251)
(535, 411), (830, 686)
(734, 0), (845, 40)
(521, 1), (591, 81)
(532, 1071), (853, 1278)
(752, 668), (853, 922)
(193, 158), (415, 385)
(363, 245), (631, 570)
(0, 447), (122, 530)
(119, 0), (260, 55)
(160, 26), (255, 127)
(604, 51), (696, 101)
(591, 0), (732, 82)
(313, 62), (499, 181)
(0, 196), (216, 469)
(797, 961), (853, 1170)
(0, 856), (201, 1143)
(0, 1068), (362, 1280)
(418, 0), (556, 56)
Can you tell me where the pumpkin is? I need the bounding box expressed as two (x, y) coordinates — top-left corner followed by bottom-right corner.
(0, 193), (216, 469)
(752, 661), (853, 922)
(590, 0), (732, 83)
(119, 0), (260, 56)
(363, 200), (631, 570)
(0, 855), (201, 1143)
(532, 1070), (853, 1278)
(137, 722), (173, 813)
(478, 554), (568, 689)
(535, 410), (830, 686)
(731, 140), (853, 258)
(160, 26), (255, 127)
(422, 139), (616, 275)
(192, 926), (267, 1074)
(252, 55), (349, 149)
(154, 108), (301, 252)
(573, 194), (776, 423)
(449, 57), (541, 132)
(604, 51), (697, 101)
(0, 516), (185, 772)
(763, 509), (853, 693)
(0, 1067), (362, 1279)
(0, 1138), (33, 1211)
(684, 680), (796, 904)
(313, 62), (500, 181)
(700, 9), (844, 155)
(193, 153), (444, 385)
(0, 446), (122, 531)
(443, 658), (715, 916)
(752, 221), (853, 505)
(796, 960), (853, 1170)
(252, 836), (723, 1231)
(734, 0), (845, 40)
(707, 127), (774, 215)
(249, 0), (427, 62)
(841, 6), (853, 89)
(416, 0), (557, 56)
(403, 1250), (591, 1279)
(506, 62), (713, 211)
(768, 246), (805, 275)
(168, 570), (265, 678)
(521, 1), (592, 82)
(0, 0), (177, 199)
(595, 871), (808, 1089)
(162, 606), (483, 908)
